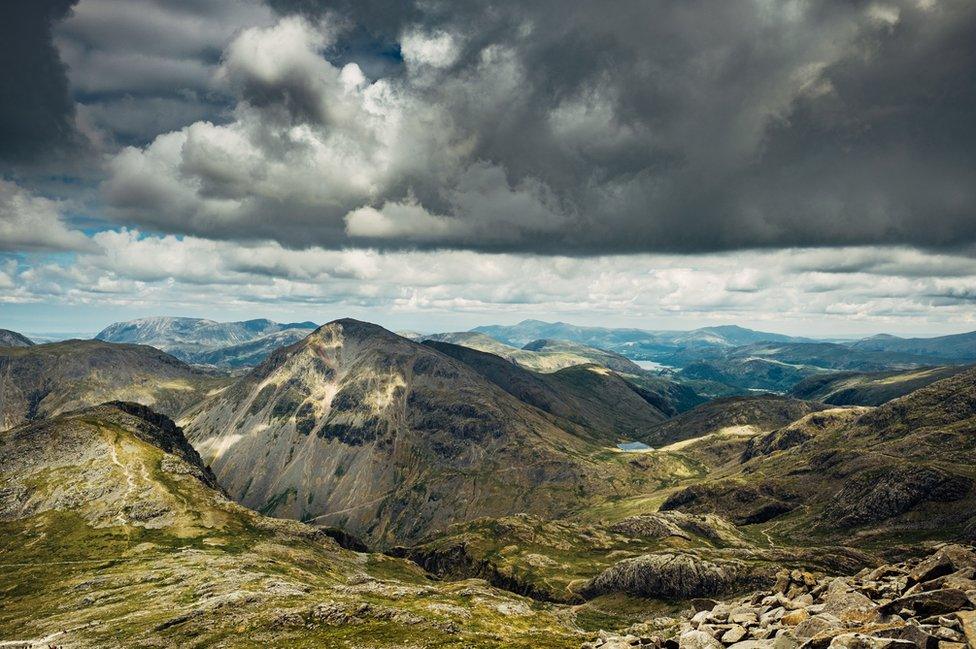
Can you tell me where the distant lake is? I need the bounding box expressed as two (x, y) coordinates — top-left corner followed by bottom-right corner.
(632, 360), (670, 371)
(617, 441), (653, 452)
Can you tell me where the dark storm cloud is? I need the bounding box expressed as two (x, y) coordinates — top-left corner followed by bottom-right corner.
(53, 0), (274, 146)
(89, 0), (976, 255)
(254, 0), (976, 254)
(0, 0), (82, 163)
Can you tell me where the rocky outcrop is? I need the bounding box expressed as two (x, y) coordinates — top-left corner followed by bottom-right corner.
(583, 544), (976, 649)
(608, 511), (747, 547)
(580, 553), (764, 599)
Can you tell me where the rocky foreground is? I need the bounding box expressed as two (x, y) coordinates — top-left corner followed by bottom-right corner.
(586, 545), (976, 649)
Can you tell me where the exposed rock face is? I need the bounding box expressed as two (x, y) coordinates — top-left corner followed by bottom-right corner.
(0, 340), (223, 431)
(0, 328), (33, 347)
(825, 464), (972, 528)
(581, 553), (759, 599)
(183, 319), (638, 547)
(608, 511), (747, 547)
(585, 545), (976, 649)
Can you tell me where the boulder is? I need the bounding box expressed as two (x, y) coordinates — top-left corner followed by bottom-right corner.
(679, 630), (723, 649)
(794, 614), (843, 640)
(827, 633), (916, 649)
(878, 589), (972, 617)
(782, 609), (810, 626)
(909, 546), (976, 584)
(723, 625), (748, 643)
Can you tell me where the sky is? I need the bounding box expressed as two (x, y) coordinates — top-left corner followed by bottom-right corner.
(1, 0), (975, 337)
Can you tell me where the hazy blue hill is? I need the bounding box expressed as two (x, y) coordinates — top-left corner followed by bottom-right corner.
(850, 329), (976, 361)
(471, 320), (810, 363)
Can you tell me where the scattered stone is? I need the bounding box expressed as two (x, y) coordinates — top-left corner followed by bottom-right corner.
(723, 625), (748, 643)
(781, 609), (809, 626)
(680, 630), (724, 649)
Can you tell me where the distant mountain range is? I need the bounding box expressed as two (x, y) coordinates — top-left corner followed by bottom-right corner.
(472, 320), (807, 351)
(850, 330), (976, 361)
(95, 316), (318, 368)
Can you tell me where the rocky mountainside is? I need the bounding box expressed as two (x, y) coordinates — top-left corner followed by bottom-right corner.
(637, 396), (829, 448)
(0, 329), (33, 347)
(95, 316), (317, 368)
(661, 367), (976, 542)
(588, 544), (976, 649)
(0, 340), (226, 430)
(0, 403), (579, 647)
(790, 365), (972, 406)
(182, 319), (646, 547)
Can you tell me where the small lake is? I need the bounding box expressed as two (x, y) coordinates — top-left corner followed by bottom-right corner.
(616, 441), (653, 452)
(632, 360), (671, 371)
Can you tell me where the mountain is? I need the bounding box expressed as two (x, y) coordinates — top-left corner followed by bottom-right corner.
(95, 316), (318, 367)
(675, 325), (807, 347)
(471, 319), (654, 348)
(789, 365), (973, 406)
(0, 329), (33, 347)
(0, 403), (573, 647)
(851, 329), (976, 362)
(423, 340), (669, 439)
(424, 331), (645, 374)
(182, 319), (644, 547)
(637, 395), (829, 448)
(0, 340), (226, 430)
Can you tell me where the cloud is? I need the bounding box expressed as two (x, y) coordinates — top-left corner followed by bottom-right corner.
(4, 226), (976, 335)
(0, 180), (94, 252)
(88, 1), (976, 255)
(53, 0), (275, 146)
(0, 0), (82, 163)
